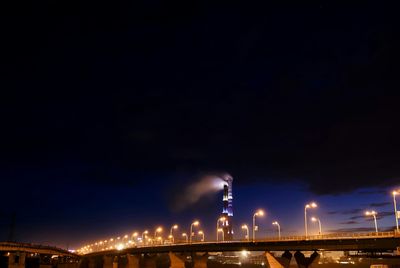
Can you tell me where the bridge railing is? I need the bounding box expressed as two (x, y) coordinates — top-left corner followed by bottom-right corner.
(255, 231), (395, 242)
(80, 231), (397, 254)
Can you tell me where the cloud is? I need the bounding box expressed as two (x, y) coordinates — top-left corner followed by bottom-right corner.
(349, 215), (364, 220)
(357, 189), (387, 195)
(339, 220), (358, 225)
(376, 211), (393, 219)
(328, 227), (378, 233)
(349, 211), (392, 221)
(327, 211), (338, 215)
(329, 226), (396, 233)
(328, 208), (363, 217)
(341, 208), (363, 215)
(369, 202), (391, 207)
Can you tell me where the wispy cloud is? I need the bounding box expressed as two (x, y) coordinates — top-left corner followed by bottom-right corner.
(327, 208), (363, 216)
(369, 202), (391, 207)
(349, 211), (392, 221)
(341, 208), (363, 215)
(357, 189), (387, 195)
(339, 220), (358, 225)
(349, 215), (364, 220)
(329, 226), (396, 233)
(328, 227), (375, 233)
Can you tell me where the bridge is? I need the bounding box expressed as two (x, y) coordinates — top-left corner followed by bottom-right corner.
(0, 242), (79, 268)
(79, 232), (400, 268)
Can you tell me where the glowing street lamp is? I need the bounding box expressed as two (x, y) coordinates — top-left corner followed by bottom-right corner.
(241, 224), (249, 241)
(198, 230), (205, 242)
(310, 217), (322, 235)
(393, 191), (399, 232)
(252, 209), (264, 242)
(365, 210), (378, 233)
(154, 227), (163, 240)
(190, 221), (200, 243)
(272, 221), (281, 239)
(182, 233), (188, 243)
(216, 217), (226, 241)
(304, 202), (317, 238)
(218, 228), (224, 241)
(131, 232), (138, 243)
(170, 224), (178, 243)
(122, 235), (128, 245)
(142, 230), (148, 242)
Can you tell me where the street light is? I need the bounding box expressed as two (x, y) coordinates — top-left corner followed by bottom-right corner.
(190, 221), (200, 243)
(131, 232), (138, 242)
(182, 233), (188, 243)
(142, 230), (148, 242)
(216, 217), (226, 241)
(170, 224), (178, 243)
(198, 230), (205, 242)
(310, 217), (322, 235)
(365, 210), (378, 233)
(393, 191), (399, 232)
(154, 227), (163, 240)
(218, 228), (224, 241)
(241, 224), (249, 241)
(252, 209), (264, 242)
(272, 221), (281, 239)
(304, 202), (317, 238)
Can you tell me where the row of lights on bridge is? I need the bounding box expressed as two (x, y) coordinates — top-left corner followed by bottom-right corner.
(78, 190), (400, 254)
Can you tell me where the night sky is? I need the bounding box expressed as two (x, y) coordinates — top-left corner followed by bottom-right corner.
(1, 1), (400, 249)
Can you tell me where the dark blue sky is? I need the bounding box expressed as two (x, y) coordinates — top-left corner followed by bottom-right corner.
(1, 1), (400, 249)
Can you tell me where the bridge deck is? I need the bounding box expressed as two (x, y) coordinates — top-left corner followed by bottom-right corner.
(84, 232), (400, 256)
(0, 242), (78, 257)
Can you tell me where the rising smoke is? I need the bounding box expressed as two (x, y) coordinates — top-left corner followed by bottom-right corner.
(171, 173), (231, 211)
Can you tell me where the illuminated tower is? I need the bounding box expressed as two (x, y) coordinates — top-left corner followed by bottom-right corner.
(221, 174), (233, 240)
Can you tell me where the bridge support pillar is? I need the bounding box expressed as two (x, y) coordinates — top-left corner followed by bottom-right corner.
(142, 255), (156, 268)
(265, 251), (292, 268)
(8, 253), (16, 268)
(294, 251), (319, 268)
(126, 255), (140, 268)
(88, 258), (96, 268)
(103, 256), (114, 268)
(18, 253), (26, 268)
(192, 253), (208, 268)
(168, 253), (185, 268)
(113, 257), (118, 268)
(8, 252), (28, 268)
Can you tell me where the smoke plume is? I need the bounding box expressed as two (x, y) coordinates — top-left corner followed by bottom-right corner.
(171, 173), (231, 211)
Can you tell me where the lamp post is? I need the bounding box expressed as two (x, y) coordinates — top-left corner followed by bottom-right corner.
(365, 210), (378, 233)
(154, 227), (162, 239)
(310, 217), (322, 235)
(190, 221), (199, 243)
(131, 232), (138, 243)
(154, 227), (162, 244)
(182, 233), (188, 243)
(123, 234), (128, 244)
(216, 217), (226, 241)
(272, 221), (281, 239)
(218, 228), (224, 241)
(252, 209), (264, 242)
(170, 224), (178, 243)
(241, 224), (249, 241)
(304, 202), (317, 238)
(393, 191), (399, 232)
(141, 231), (148, 243)
(198, 230), (205, 242)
